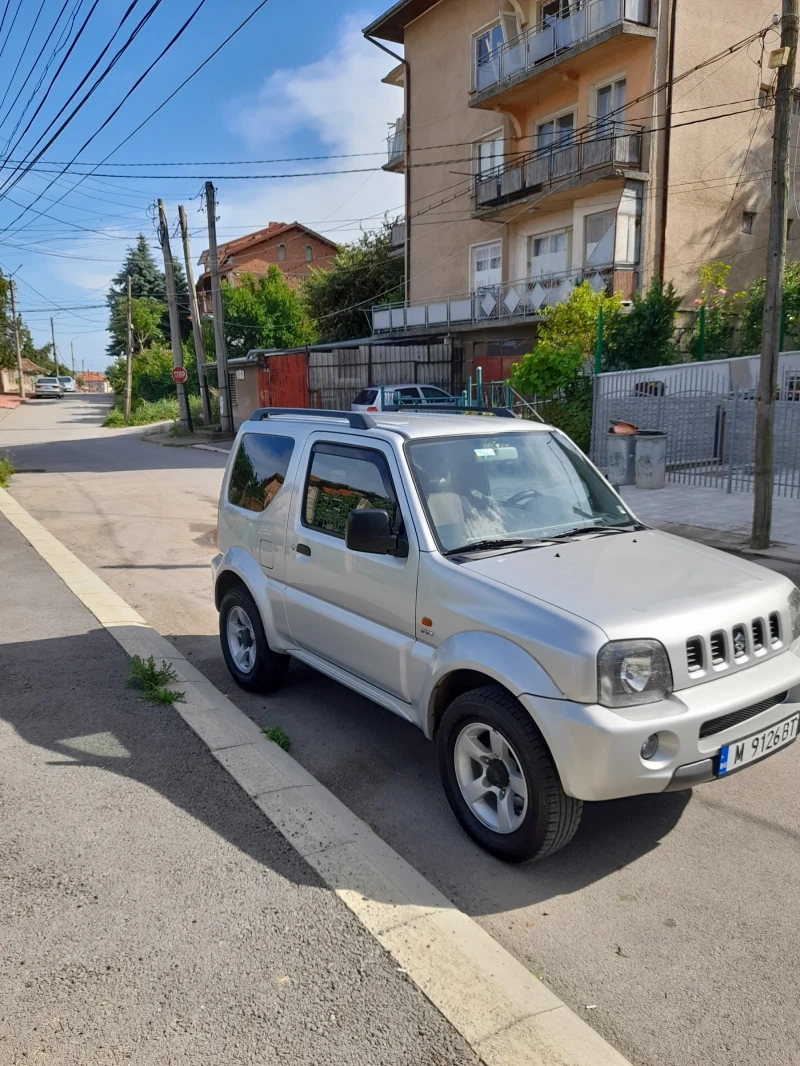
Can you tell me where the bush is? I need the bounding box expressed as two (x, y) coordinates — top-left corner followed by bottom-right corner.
(103, 397), (179, 428)
(0, 456), (14, 487)
(741, 260), (800, 352)
(536, 377), (594, 453)
(604, 278), (681, 370)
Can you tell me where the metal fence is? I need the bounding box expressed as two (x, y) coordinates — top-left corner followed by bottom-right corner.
(592, 357), (800, 497)
(307, 341), (463, 411)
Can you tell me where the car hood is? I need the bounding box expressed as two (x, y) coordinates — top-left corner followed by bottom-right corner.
(461, 529), (792, 638)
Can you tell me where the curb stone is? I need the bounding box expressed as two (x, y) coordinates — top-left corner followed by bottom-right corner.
(0, 485), (634, 1066)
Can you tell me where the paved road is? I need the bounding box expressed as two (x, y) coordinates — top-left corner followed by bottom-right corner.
(4, 395), (800, 1066)
(0, 500), (478, 1065)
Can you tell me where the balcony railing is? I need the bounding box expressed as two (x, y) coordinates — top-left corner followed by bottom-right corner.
(475, 124), (643, 210)
(373, 266), (630, 333)
(387, 117), (405, 167)
(475, 0), (651, 94)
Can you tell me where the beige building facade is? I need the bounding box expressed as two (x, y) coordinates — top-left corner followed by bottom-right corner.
(366, 0), (797, 371)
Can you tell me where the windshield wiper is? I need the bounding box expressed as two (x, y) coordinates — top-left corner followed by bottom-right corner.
(548, 523), (642, 541)
(443, 537), (526, 557)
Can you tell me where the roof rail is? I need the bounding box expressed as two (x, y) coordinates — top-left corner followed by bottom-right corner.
(250, 407), (375, 430)
(383, 405), (517, 419)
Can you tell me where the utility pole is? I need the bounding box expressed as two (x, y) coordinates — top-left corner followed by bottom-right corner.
(178, 204), (212, 425)
(70, 340), (75, 379)
(752, 0), (799, 549)
(50, 316), (58, 373)
(157, 199), (191, 433)
(10, 280), (24, 400)
(124, 275), (133, 420)
(205, 182), (233, 434)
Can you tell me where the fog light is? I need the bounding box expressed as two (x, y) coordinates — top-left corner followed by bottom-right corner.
(641, 734), (659, 761)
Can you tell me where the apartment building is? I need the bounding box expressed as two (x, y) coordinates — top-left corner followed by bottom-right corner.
(365, 0), (796, 371)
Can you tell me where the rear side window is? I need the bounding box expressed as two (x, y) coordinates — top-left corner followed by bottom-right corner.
(228, 433), (294, 513)
(303, 443), (398, 537)
(420, 386), (451, 400)
(353, 388), (378, 405)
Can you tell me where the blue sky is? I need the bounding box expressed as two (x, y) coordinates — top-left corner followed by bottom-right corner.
(0, 0), (402, 370)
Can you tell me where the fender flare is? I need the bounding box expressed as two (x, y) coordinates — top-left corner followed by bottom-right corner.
(214, 547), (280, 646)
(421, 631), (561, 739)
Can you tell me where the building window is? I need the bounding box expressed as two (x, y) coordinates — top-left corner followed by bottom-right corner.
(529, 228), (570, 277)
(476, 132), (504, 178)
(789, 218), (795, 239)
(540, 0), (570, 23)
(277, 243), (286, 261)
(305, 245), (313, 262)
(594, 78), (627, 134)
(474, 21), (504, 89)
(584, 210), (616, 267)
(793, 91), (800, 116)
(537, 111), (575, 152)
(741, 211), (756, 234)
(228, 370), (238, 406)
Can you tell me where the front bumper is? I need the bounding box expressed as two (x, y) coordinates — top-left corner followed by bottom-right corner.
(525, 647), (800, 802)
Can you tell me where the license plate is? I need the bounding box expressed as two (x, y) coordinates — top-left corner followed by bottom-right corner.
(718, 713), (800, 775)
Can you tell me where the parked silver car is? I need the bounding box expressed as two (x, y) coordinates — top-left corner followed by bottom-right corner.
(34, 376), (63, 398)
(352, 384), (457, 411)
(212, 408), (800, 861)
(58, 376), (77, 393)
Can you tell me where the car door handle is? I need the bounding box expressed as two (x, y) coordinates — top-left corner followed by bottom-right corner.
(296, 543), (311, 557)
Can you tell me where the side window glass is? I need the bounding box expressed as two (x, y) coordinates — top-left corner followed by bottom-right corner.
(304, 445), (398, 538)
(228, 433), (295, 513)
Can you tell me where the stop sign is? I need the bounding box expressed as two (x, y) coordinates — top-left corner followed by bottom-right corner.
(171, 366), (188, 385)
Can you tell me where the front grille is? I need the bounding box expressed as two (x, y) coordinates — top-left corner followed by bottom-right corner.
(752, 619), (765, 651)
(709, 631), (727, 666)
(699, 692), (788, 739)
(686, 637), (703, 672)
(769, 612), (781, 644)
(732, 624), (748, 659)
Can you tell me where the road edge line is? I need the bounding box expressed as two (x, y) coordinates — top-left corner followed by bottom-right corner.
(0, 486), (633, 1066)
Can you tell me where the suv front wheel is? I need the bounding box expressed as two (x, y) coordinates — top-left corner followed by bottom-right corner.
(437, 685), (582, 862)
(219, 584), (289, 693)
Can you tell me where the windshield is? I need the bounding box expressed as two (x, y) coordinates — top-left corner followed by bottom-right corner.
(58, 377), (72, 383)
(406, 431), (635, 552)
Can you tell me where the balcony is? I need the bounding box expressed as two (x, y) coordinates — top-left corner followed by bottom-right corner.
(388, 220), (406, 259)
(474, 124), (644, 216)
(372, 266), (634, 335)
(473, 0), (652, 105)
(385, 116), (405, 171)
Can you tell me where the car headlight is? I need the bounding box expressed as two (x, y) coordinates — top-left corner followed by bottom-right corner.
(789, 588), (800, 641)
(597, 640), (673, 707)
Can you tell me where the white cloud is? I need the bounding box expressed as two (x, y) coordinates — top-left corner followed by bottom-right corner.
(215, 12), (404, 241)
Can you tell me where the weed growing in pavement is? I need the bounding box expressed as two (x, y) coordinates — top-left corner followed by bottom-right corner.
(262, 725), (291, 751)
(0, 457), (13, 488)
(127, 655), (186, 706)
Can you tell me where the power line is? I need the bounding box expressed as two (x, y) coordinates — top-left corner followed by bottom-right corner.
(0, 0), (49, 118)
(0, 0), (24, 64)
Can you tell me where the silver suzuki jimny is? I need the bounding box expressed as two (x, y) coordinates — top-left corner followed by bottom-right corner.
(213, 408), (800, 862)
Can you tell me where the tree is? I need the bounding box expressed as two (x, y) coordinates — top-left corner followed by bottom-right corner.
(109, 296), (166, 354)
(303, 221), (403, 343)
(604, 278), (681, 370)
(690, 261), (745, 358)
(741, 260), (800, 353)
(193, 267), (312, 362)
(0, 273), (52, 372)
(106, 234), (190, 357)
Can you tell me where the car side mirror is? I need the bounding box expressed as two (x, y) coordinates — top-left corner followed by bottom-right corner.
(346, 509), (403, 556)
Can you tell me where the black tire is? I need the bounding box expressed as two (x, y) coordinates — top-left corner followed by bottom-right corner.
(219, 583), (289, 693)
(437, 685), (582, 862)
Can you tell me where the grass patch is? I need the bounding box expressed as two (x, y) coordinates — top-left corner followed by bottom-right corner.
(0, 456), (14, 488)
(262, 725), (291, 751)
(127, 655), (185, 706)
(103, 397), (180, 428)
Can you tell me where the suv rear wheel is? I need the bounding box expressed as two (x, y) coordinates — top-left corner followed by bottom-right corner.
(437, 685), (582, 862)
(219, 584), (289, 693)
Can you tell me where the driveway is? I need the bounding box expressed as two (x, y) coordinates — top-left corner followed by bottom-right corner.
(4, 394), (800, 1066)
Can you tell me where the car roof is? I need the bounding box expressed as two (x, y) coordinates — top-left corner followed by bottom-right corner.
(245, 409), (551, 441)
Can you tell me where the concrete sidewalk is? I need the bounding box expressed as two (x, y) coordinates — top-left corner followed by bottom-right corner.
(0, 513), (478, 1066)
(622, 483), (800, 561)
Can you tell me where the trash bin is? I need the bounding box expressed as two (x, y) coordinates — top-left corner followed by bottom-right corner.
(606, 432), (637, 486)
(635, 430), (667, 489)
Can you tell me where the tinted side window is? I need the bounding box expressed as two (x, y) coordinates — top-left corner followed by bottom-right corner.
(353, 389), (377, 405)
(304, 444), (398, 537)
(420, 386), (450, 400)
(228, 433), (295, 513)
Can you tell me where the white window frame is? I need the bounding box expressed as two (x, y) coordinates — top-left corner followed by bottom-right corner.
(534, 105), (577, 152)
(472, 18), (504, 90)
(528, 226), (572, 276)
(539, 0), (570, 25)
(469, 237), (503, 291)
(592, 73), (627, 132)
(584, 208), (617, 268)
(474, 126), (505, 178)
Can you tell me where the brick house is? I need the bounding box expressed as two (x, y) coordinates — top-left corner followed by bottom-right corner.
(196, 221), (339, 312)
